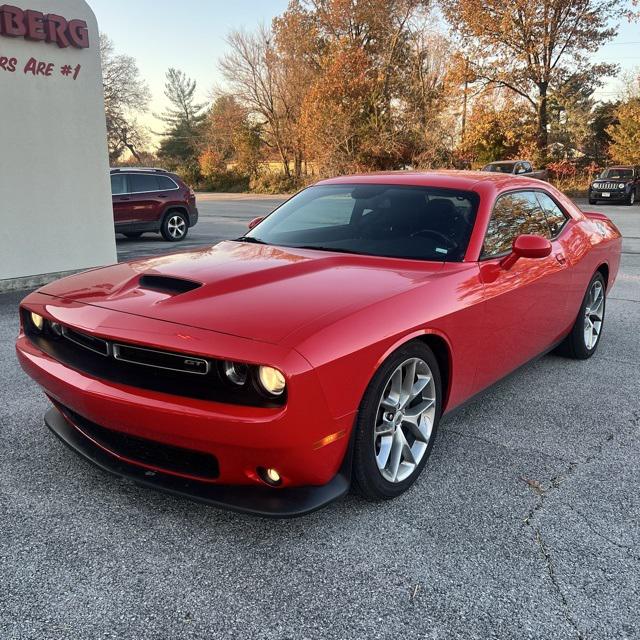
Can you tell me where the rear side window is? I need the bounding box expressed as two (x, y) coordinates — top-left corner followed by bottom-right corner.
(128, 174), (160, 193)
(482, 191), (551, 257)
(536, 192), (569, 237)
(157, 175), (178, 190)
(110, 174), (127, 195)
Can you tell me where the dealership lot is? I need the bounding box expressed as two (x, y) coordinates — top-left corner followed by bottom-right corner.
(1, 196), (639, 639)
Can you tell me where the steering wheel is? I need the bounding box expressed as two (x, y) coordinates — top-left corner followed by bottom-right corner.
(409, 229), (458, 250)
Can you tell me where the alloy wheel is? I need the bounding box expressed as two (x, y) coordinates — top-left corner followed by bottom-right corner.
(584, 280), (605, 350)
(374, 357), (436, 483)
(168, 215), (187, 239)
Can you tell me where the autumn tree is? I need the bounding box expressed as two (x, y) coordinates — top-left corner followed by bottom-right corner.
(583, 101), (619, 162)
(219, 26), (306, 178)
(200, 94), (263, 179)
(100, 34), (150, 163)
(460, 90), (537, 164)
(157, 68), (207, 162)
(440, 0), (626, 156)
(297, 0), (435, 173)
(607, 98), (640, 164)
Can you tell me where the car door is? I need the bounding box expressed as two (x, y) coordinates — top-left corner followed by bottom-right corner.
(474, 190), (572, 391)
(127, 174), (162, 224)
(110, 173), (134, 225)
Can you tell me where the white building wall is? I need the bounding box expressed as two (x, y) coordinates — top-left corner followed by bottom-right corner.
(0, 0), (116, 286)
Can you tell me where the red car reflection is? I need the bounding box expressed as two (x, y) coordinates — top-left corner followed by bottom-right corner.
(16, 172), (622, 517)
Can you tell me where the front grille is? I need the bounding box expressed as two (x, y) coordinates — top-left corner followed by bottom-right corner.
(23, 312), (285, 407)
(54, 402), (219, 480)
(61, 325), (110, 356)
(113, 343), (210, 375)
(593, 182), (622, 191)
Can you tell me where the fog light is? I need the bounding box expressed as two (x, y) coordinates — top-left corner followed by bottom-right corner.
(223, 361), (248, 386)
(258, 366), (286, 396)
(30, 312), (44, 331)
(258, 467), (282, 486)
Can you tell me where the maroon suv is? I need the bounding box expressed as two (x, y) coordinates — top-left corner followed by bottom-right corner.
(110, 168), (199, 242)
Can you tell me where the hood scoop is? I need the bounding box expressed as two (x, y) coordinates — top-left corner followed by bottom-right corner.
(138, 274), (202, 295)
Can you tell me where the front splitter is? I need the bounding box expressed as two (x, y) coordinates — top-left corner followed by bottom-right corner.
(44, 407), (351, 518)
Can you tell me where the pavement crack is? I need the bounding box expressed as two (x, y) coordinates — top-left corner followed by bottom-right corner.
(535, 529), (585, 640)
(570, 507), (640, 560)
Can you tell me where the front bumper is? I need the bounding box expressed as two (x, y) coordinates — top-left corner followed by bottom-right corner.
(45, 406), (351, 517)
(589, 188), (629, 201)
(16, 293), (354, 514)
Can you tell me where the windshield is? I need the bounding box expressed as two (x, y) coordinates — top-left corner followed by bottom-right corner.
(482, 163), (516, 174)
(243, 184), (479, 262)
(599, 168), (633, 180)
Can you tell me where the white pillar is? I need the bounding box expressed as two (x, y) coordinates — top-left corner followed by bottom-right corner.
(0, 1), (116, 290)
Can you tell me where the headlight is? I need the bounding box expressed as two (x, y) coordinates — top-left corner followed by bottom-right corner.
(223, 361), (249, 386)
(30, 312), (44, 331)
(258, 366), (286, 396)
(619, 183), (625, 189)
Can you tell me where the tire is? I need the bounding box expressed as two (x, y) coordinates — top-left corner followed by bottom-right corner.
(555, 272), (606, 360)
(353, 342), (442, 500)
(123, 232), (143, 239)
(161, 211), (189, 242)
(588, 198), (597, 205)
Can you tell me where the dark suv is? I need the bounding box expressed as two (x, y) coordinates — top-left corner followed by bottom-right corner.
(110, 168), (199, 241)
(588, 166), (640, 206)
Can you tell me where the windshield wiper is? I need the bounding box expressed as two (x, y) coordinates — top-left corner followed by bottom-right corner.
(235, 236), (269, 245)
(290, 245), (367, 256)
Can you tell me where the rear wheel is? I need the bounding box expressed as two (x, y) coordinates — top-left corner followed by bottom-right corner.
(161, 211), (189, 242)
(556, 272), (606, 360)
(353, 342), (441, 499)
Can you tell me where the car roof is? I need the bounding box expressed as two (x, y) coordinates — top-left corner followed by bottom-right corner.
(110, 167), (169, 174)
(485, 160), (520, 164)
(315, 170), (542, 191)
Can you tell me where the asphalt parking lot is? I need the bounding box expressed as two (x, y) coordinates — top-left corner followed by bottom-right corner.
(1, 194), (639, 640)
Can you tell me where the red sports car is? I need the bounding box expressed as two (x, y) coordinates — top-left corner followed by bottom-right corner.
(16, 172), (622, 517)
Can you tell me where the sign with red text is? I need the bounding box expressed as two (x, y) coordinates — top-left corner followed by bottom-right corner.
(0, 5), (89, 48)
(0, 0), (116, 285)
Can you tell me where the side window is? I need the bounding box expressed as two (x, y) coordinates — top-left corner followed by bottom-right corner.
(157, 175), (178, 190)
(536, 192), (569, 237)
(482, 191), (551, 257)
(110, 174), (127, 195)
(129, 174), (160, 193)
(523, 162), (532, 172)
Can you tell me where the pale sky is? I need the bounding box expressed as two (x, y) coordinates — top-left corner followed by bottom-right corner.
(89, 0), (640, 140)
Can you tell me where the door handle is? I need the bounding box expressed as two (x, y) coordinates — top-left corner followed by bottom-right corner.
(555, 253), (566, 264)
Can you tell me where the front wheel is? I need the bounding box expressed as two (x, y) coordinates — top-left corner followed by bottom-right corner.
(161, 211), (189, 242)
(353, 342), (441, 499)
(588, 198), (597, 205)
(556, 272), (606, 359)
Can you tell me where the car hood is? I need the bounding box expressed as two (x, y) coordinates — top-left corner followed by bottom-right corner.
(39, 241), (444, 344)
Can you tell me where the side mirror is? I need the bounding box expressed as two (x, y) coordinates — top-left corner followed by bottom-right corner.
(248, 216), (264, 230)
(501, 234), (552, 270)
